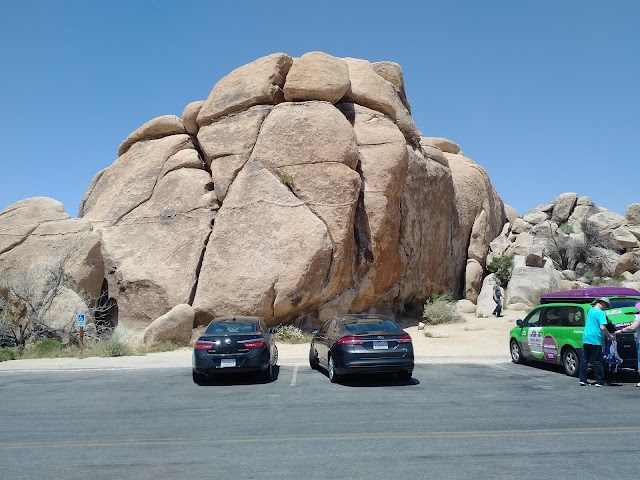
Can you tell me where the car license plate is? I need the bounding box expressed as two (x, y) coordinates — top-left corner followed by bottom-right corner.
(372, 341), (388, 350)
(220, 359), (236, 368)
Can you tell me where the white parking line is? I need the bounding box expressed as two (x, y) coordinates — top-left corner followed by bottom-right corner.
(290, 365), (299, 386)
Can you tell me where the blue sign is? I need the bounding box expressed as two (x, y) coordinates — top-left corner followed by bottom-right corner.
(77, 314), (86, 328)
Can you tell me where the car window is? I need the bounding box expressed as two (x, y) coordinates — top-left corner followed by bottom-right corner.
(205, 322), (257, 334)
(319, 319), (331, 335)
(523, 309), (542, 328)
(610, 298), (640, 309)
(541, 307), (562, 327)
(561, 307), (585, 327)
(343, 320), (400, 332)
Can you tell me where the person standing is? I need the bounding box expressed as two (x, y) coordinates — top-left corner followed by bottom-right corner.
(492, 279), (503, 317)
(615, 301), (640, 387)
(579, 297), (615, 386)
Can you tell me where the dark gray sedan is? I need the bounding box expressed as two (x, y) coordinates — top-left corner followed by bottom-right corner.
(308, 314), (414, 383)
(192, 316), (278, 384)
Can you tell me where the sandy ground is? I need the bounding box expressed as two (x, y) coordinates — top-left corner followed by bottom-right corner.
(0, 310), (521, 371)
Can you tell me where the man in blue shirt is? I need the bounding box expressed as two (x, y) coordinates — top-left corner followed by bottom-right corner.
(579, 297), (615, 386)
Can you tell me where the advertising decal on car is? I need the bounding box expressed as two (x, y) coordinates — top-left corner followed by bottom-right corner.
(529, 327), (543, 355)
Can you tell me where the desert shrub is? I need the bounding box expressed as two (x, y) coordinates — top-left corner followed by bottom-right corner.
(272, 324), (312, 344)
(143, 340), (182, 353)
(593, 277), (622, 287)
(279, 172), (294, 188)
(422, 294), (463, 325)
(100, 337), (133, 357)
(0, 347), (18, 362)
(488, 255), (514, 287)
(21, 338), (64, 359)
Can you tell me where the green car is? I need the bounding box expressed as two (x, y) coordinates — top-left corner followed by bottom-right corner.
(509, 287), (640, 376)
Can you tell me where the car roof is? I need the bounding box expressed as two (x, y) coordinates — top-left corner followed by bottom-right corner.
(210, 316), (261, 324)
(333, 314), (394, 324)
(540, 286), (640, 302)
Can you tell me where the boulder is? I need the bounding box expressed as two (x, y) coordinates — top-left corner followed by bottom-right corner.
(511, 218), (533, 234)
(197, 53), (293, 127)
(567, 205), (604, 233)
(576, 196), (594, 206)
(117, 115), (186, 157)
(505, 231), (535, 257)
(198, 105), (271, 201)
(504, 204), (519, 223)
(343, 58), (420, 142)
(506, 256), (563, 307)
(476, 274), (501, 317)
(507, 303), (530, 312)
(80, 136), (216, 330)
(626, 203), (640, 225)
(562, 270), (578, 281)
(371, 61), (411, 112)
(192, 161), (333, 325)
(621, 271), (635, 282)
(488, 234), (511, 257)
(614, 252), (639, 277)
(523, 208), (548, 225)
(634, 271), (640, 282)
(143, 304), (195, 347)
(612, 226), (640, 249)
(468, 210), (489, 264)
(456, 299), (476, 313)
(464, 259), (484, 302)
(587, 210), (626, 233)
(182, 101), (204, 136)
(423, 137), (461, 154)
(283, 52), (350, 103)
(525, 246), (545, 268)
(419, 137), (449, 167)
(551, 192), (578, 224)
(531, 221), (558, 238)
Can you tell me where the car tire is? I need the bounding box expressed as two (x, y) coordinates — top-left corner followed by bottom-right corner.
(399, 369), (412, 381)
(510, 340), (524, 364)
(192, 370), (206, 385)
(262, 355), (274, 382)
(309, 347), (319, 370)
(328, 355), (340, 384)
(562, 347), (579, 377)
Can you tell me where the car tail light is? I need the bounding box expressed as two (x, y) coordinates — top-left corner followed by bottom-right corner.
(338, 336), (365, 346)
(242, 338), (265, 349)
(396, 335), (412, 344)
(194, 340), (215, 350)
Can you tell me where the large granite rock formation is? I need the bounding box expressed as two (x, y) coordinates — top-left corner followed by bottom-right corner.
(2, 52), (508, 331)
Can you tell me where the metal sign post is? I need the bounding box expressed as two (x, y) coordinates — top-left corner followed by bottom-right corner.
(77, 314), (86, 349)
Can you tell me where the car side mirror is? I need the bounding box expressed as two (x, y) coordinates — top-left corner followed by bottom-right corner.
(311, 329), (319, 335)
(516, 319), (523, 328)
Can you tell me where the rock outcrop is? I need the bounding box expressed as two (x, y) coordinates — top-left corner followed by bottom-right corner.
(2, 52), (508, 332)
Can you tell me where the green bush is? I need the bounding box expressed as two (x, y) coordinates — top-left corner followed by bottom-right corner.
(272, 324), (313, 344)
(0, 347), (18, 362)
(488, 255), (514, 287)
(21, 339), (64, 359)
(422, 294), (463, 325)
(100, 338), (133, 357)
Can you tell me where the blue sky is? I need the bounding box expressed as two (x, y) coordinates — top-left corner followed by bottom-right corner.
(1, 0), (638, 217)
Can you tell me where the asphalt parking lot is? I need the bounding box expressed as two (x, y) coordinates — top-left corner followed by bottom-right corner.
(1, 362), (639, 480)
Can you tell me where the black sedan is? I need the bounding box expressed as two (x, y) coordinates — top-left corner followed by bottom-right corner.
(192, 316), (278, 384)
(308, 314), (414, 383)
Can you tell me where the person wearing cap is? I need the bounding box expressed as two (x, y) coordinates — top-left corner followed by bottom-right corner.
(579, 297), (615, 386)
(615, 301), (640, 387)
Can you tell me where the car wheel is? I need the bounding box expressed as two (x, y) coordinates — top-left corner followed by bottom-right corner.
(563, 347), (579, 377)
(309, 347), (319, 370)
(192, 370), (205, 385)
(510, 340), (524, 364)
(262, 356), (274, 382)
(399, 369), (412, 381)
(328, 355), (340, 384)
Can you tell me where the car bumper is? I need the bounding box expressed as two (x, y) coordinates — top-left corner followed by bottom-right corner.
(333, 351), (414, 375)
(192, 351), (269, 375)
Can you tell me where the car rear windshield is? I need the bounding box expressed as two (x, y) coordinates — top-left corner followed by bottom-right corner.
(343, 320), (400, 333)
(205, 322), (257, 334)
